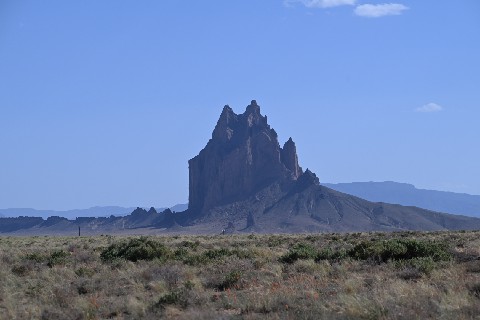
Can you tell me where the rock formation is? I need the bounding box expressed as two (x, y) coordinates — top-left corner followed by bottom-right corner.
(181, 100), (480, 233)
(188, 100), (302, 216)
(4, 100), (480, 235)
(281, 138), (302, 179)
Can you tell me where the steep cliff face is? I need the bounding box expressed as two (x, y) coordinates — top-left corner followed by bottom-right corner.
(188, 100), (303, 215)
(281, 138), (303, 179)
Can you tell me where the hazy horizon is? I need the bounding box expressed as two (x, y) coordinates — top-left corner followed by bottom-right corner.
(2, 181), (480, 212)
(1, 1), (479, 210)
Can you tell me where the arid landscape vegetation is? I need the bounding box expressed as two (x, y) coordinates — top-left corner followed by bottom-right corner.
(2, 2), (480, 319)
(1, 231), (479, 319)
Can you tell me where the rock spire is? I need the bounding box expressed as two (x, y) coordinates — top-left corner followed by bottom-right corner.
(188, 100), (303, 215)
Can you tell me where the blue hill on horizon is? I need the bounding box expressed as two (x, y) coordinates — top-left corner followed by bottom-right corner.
(3, 182), (480, 221)
(323, 181), (480, 218)
(0, 204), (188, 220)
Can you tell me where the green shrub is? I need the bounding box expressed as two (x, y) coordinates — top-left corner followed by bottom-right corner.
(266, 236), (284, 247)
(25, 252), (45, 263)
(395, 256), (436, 276)
(349, 239), (451, 263)
(184, 280), (195, 290)
(203, 248), (232, 260)
(100, 237), (171, 262)
(313, 238), (451, 274)
(316, 247), (348, 262)
(182, 254), (208, 266)
(155, 289), (188, 308)
(181, 240), (200, 250)
(11, 264), (30, 276)
(181, 247), (254, 266)
(173, 247), (190, 260)
(410, 257), (436, 274)
(218, 270), (242, 291)
(157, 291), (181, 305)
(47, 250), (69, 267)
(231, 248), (255, 259)
(75, 267), (95, 278)
(469, 283), (480, 298)
(280, 243), (318, 263)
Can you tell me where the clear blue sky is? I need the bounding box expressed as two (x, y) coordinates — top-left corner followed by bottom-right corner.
(1, 0), (479, 210)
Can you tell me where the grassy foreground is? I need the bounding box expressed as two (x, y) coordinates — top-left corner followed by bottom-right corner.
(1, 231), (479, 319)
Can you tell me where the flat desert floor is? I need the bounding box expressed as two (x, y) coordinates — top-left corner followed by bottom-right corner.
(1, 231), (480, 319)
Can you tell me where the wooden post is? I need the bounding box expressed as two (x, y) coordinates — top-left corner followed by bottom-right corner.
(78, 226), (81, 237)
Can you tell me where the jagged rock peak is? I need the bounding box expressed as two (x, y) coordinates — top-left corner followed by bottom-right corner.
(281, 137), (303, 179)
(244, 100), (265, 126)
(287, 168), (320, 194)
(299, 169), (320, 186)
(212, 100), (268, 143)
(188, 100), (303, 215)
(220, 105), (234, 119)
(246, 100), (260, 114)
(162, 208), (173, 215)
(213, 105), (237, 142)
(132, 207), (147, 215)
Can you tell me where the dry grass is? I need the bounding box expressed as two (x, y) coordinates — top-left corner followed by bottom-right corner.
(0, 231), (479, 319)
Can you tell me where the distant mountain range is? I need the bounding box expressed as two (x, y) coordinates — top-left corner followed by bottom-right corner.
(3, 182), (477, 222)
(0, 204), (188, 220)
(323, 182), (480, 218)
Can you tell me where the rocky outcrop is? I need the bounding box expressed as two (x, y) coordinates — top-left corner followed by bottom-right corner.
(188, 100), (303, 216)
(0, 217), (44, 233)
(131, 207), (148, 215)
(281, 138), (302, 179)
(181, 100), (480, 233)
(41, 216), (69, 227)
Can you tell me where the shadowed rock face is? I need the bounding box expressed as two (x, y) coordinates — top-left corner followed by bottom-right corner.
(188, 100), (302, 215)
(281, 137), (302, 179)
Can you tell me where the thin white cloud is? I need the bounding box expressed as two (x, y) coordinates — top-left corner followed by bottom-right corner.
(354, 3), (409, 17)
(285, 0), (356, 8)
(415, 103), (444, 113)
